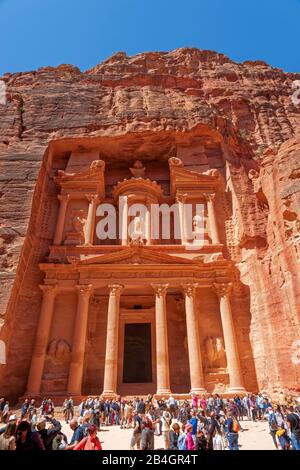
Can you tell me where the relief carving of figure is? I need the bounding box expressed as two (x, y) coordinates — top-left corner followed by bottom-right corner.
(129, 160), (146, 178)
(204, 336), (227, 369)
(47, 338), (71, 361)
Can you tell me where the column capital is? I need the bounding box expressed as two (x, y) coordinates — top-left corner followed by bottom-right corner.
(175, 192), (188, 204)
(85, 194), (99, 204)
(58, 193), (70, 203)
(181, 283), (199, 298)
(213, 282), (232, 299)
(108, 284), (123, 297)
(76, 284), (93, 297)
(203, 192), (216, 202)
(39, 283), (57, 295)
(151, 283), (169, 297)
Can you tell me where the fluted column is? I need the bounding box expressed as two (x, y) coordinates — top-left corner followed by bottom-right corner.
(213, 283), (246, 393)
(53, 194), (70, 245)
(145, 202), (151, 245)
(182, 284), (206, 394)
(26, 284), (57, 395)
(204, 193), (220, 244)
(85, 194), (99, 245)
(102, 284), (123, 397)
(67, 284), (93, 395)
(152, 284), (171, 395)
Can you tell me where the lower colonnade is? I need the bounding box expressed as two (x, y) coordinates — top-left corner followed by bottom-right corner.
(26, 281), (246, 399)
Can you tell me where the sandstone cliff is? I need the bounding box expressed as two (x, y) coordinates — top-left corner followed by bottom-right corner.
(0, 48), (300, 398)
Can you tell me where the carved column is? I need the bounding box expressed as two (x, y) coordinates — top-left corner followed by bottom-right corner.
(182, 284), (206, 394)
(26, 284), (57, 395)
(213, 283), (246, 393)
(67, 284), (93, 395)
(152, 284), (171, 395)
(85, 194), (99, 246)
(102, 284), (123, 397)
(204, 193), (220, 244)
(53, 194), (70, 245)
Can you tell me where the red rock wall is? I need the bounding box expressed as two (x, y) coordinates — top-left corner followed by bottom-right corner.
(0, 48), (300, 398)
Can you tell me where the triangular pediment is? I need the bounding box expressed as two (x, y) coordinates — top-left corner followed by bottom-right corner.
(69, 246), (203, 266)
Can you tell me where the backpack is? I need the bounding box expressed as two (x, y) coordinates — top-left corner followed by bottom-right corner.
(232, 418), (239, 433)
(177, 433), (187, 450)
(269, 413), (278, 431)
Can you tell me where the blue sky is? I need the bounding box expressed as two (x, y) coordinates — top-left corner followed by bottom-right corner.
(0, 0), (299, 76)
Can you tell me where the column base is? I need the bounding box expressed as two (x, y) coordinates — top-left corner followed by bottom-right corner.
(101, 390), (119, 399)
(190, 388), (206, 395)
(156, 389), (171, 396)
(227, 386), (247, 395)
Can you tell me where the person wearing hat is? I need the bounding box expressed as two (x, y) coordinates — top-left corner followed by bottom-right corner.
(0, 414), (17, 435)
(130, 411), (143, 450)
(74, 424), (102, 450)
(36, 415), (62, 450)
(161, 410), (172, 450)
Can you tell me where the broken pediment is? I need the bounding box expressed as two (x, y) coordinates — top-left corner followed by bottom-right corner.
(168, 157), (221, 196)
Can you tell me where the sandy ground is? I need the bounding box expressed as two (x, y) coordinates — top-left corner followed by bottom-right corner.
(60, 418), (275, 451)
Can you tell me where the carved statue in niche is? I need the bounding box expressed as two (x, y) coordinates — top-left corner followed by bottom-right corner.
(47, 338), (71, 361)
(44, 338), (71, 381)
(129, 160), (146, 178)
(204, 336), (227, 369)
(72, 210), (87, 235)
(129, 215), (145, 245)
(64, 209), (87, 245)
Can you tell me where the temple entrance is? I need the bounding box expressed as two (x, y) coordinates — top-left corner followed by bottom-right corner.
(123, 323), (152, 383)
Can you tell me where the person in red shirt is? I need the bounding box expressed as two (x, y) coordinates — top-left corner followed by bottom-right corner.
(73, 424), (102, 451)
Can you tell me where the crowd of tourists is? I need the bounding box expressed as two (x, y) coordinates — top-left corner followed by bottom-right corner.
(0, 392), (300, 451)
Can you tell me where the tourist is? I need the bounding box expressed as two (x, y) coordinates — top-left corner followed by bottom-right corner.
(225, 411), (239, 450)
(276, 425), (291, 450)
(20, 398), (29, 420)
(36, 416), (62, 450)
(191, 393), (199, 410)
(206, 411), (220, 450)
(137, 398), (146, 416)
(130, 411), (142, 450)
(16, 420), (45, 450)
(74, 424), (102, 450)
(141, 417), (154, 450)
(65, 418), (85, 450)
(30, 408), (38, 429)
(169, 422), (180, 449)
(185, 423), (196, 450)
(28, 399), (36, 421)
(0, 422), (17, 450)
(0, 398), (5, 423)
(188, 409), (198, 444)
(161, 410), (172, 450)
(65, 397), (74, 423)
(286, 407), (300, 450)
(267, 407), (279, 449)
(52, 430), (68, 450)
(167, 395), (176, 418)
(1, 400), (9, 423)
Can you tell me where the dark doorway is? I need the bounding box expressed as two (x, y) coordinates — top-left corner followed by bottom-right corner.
(123, 323), (152, 383)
